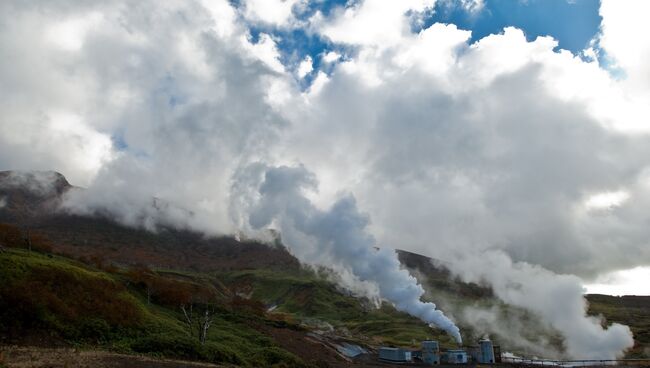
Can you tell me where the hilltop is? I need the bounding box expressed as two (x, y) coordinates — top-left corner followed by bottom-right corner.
(1, 170), (649, 366)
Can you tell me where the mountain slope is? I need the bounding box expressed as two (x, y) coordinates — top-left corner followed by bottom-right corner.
(1, 170), (649, 364)
(0, 170), (299, 272)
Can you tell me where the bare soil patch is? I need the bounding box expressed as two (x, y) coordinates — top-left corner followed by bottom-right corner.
(0, 346), (230, 368)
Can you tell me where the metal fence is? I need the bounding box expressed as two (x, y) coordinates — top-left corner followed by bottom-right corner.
(501, 357), (650, 367)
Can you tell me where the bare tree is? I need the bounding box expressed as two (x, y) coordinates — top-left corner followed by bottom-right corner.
(181, 302), (216, 345)
(199, 307), (215, 345)
(181, 303), (194, 338)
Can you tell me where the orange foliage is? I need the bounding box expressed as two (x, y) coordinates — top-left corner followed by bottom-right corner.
(0, 223), (24, 248)
(0, 223), (53, 253)
(151, 278), (194, 306)
(27, 232), (53, 253)
(0, 266), (143, 333)
(126, 267), (215, 307)
(229, 295), (266, 316)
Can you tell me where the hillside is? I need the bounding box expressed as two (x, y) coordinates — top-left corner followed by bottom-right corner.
(0, 247), (311, 367)
(1, 170), (649, 366)
(586, 294), (650, 358)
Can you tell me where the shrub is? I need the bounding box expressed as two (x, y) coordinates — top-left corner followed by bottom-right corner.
(130, 335), (254, 366)
(0, 257), (143, 342)
(0, 224), (52, 252)
(251, 347), (307, 368)
(131, 334), (204, 360)
(0, 223), (24, 248)
(79, 318), (111, 343)
(202, 342), (245, 365)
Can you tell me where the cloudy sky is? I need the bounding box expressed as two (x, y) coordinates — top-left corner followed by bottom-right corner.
(1, 0), (650, 356)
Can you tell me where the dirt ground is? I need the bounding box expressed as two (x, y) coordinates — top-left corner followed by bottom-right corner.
(256, 324), (353, 367)
(255, 324), (426, 368)
(0, 346), (230, 368)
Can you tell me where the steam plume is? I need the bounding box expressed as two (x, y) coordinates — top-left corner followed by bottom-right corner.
(230, 164), (462, 343)
(450, 251), (634, 359)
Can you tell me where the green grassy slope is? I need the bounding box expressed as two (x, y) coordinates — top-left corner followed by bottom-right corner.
(2, 246), (648, 364)
(0, 248), (306, 367)
(586, 294), (650, 358)
(0, 247), (457, 365)
(216, 268), (456, 348)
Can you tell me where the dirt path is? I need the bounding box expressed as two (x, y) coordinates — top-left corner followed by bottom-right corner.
(0, 346), (230, 368)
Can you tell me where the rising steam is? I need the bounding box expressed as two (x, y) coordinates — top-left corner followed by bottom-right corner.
(230, 163), (462, 343)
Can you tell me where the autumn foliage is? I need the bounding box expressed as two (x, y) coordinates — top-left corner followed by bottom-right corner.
(0, 223), (52, 253)
(0, 223), (22, 247)
(0, 255), (143, 341)
(125, 267), (210, 307)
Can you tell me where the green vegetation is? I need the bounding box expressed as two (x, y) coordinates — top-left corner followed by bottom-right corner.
(216, 268), (454, 348)
(0, 248), (307, 367)
(2, 224), (648, 365)
(587, 294), (650, 358)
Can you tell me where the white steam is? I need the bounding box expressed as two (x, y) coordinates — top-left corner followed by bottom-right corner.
(451, 251), (634, 359)
(230, 163), (462, 343)
(1, 0), (647, 360)
(457, 304), (563, 358)
(0, 171), (67, 196)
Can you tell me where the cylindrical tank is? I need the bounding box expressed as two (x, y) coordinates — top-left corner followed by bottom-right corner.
(478, 339), (495, 364)
(422, 340), (440, 365)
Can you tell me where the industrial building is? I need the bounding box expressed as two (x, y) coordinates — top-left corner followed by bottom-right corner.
(378, 337), (500, 365)
(422, 340), (440, 365)
(443, 349), (469, 364)
(379, 347), (413, 362)
(478, 338), (496, 363)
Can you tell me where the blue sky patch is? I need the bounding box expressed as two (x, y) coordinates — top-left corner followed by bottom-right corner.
(242, 0), (603, 87)
(420, 0), (601, 54)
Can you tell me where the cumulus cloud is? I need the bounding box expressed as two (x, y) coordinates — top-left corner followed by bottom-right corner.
(599, 0), (650, 90)
(296, 55), (313, 78)
(1, 0), (649, 359)
(312, 0), (437, 46)
(322, 51), (341, 63)
(241, 0), (302, 27)
(0, 0), (293, 234)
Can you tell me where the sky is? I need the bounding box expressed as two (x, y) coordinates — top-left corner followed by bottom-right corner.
(1, 0), (650, 359)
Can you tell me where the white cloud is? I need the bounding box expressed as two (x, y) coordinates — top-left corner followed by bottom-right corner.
(599, 0), (650, 91)
(585, 266), (650, 296)
(1, 0), (649, 359)
(322, 51), (341, 63)
(45, 12), (103, 51)
(438, 0), (485, 14)
(584, 190), (630, 211)
(296, 55), (313, 78)
(306, 71), (329, 96)
(314, 0), (437, 46)
(242, 0), (301, 27)
(243, 33), (286, 73)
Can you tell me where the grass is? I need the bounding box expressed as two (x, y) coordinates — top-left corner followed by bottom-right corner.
(0, 248), (308, 367)
(214, 268), (452, 348)
(586, 294), (650, 358)
(3, 246), (647, 365)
